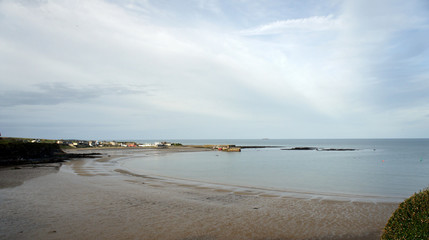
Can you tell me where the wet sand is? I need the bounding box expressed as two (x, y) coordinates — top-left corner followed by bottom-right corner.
(0, 148), (398, 240)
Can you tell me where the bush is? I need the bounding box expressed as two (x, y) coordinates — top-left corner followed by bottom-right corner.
(381, 188), (429, 239)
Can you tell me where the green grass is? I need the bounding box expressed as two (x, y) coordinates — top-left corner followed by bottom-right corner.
(0, 137), (57, 144)
(381, 188), (429, 239)
(0, 137), (28, 144)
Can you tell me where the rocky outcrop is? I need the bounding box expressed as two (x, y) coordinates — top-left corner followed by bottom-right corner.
(282, 147), (319, 151)
(319, 148), (356, 151)
(282, 147), (357, 151)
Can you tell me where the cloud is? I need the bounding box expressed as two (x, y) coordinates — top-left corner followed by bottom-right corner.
(333, 0), (429, 110)
(0, 0), (428, 138)
(240, 15), (341, 36)
(0, 82), (150, 107)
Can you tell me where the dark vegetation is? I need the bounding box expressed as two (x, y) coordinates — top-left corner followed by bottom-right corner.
(381, 188), (429, 239)
(0, 138), (101, 166)
(0, 137), (57, 144)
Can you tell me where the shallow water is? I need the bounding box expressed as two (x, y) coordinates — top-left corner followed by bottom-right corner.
(125, 139), (429, 201)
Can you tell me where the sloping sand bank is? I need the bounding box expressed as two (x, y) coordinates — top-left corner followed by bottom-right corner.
(0, 148), (398, 240)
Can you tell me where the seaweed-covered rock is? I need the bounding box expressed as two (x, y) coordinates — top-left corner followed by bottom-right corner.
(282, 147), (319, 151)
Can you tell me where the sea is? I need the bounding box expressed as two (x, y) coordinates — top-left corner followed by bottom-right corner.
(123, 139), (429, 202)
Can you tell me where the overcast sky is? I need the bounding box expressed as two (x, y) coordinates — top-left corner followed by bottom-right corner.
(1, 0), (429, 140)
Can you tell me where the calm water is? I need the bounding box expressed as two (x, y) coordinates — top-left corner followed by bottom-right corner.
(124, 139), (429, 201)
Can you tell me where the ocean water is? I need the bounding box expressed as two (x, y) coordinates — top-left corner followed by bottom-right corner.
(124, 139), (429, 201)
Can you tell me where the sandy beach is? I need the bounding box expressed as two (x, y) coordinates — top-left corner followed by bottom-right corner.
(0, 148), (398, 240)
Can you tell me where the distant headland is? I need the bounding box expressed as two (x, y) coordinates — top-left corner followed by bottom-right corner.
(0, 137), (246, 166)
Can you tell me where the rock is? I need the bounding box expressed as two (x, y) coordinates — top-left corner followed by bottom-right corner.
(281, 147), (318, 151)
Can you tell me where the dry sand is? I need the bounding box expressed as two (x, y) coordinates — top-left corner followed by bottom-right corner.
(0, 148), (398, 240)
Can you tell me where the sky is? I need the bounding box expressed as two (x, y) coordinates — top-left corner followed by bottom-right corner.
(1, 0), (429, 140)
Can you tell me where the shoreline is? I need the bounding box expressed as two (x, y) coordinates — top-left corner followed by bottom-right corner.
(0, 148), (399, 240)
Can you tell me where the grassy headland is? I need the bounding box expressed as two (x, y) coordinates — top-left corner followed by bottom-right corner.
(0, 137), (101, 166)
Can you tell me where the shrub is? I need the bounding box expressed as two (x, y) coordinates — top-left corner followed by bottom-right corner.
(381, 188), (429, 239)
